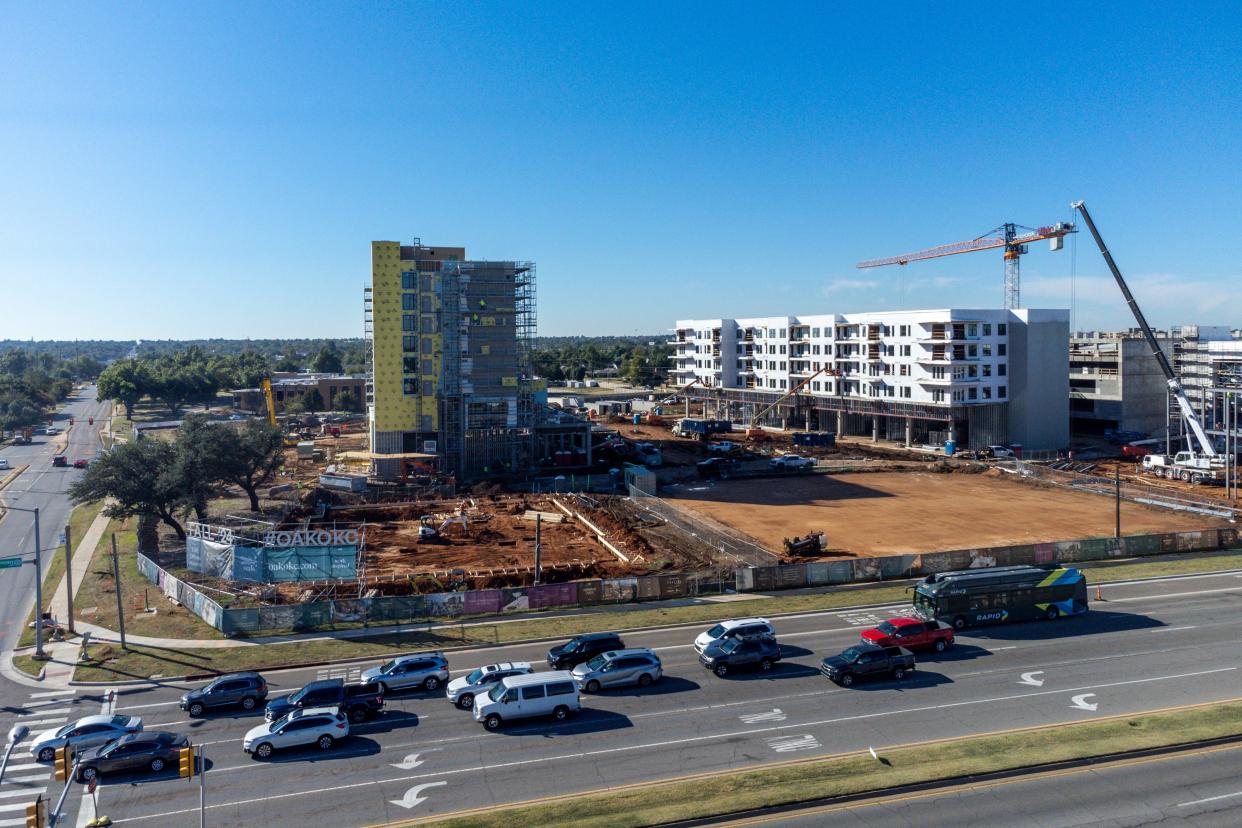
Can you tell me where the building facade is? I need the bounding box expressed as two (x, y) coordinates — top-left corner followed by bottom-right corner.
(367, 241), (540, 481)
(1170, 325), (1242, 445)
(232, 373), (367, 415)
(1067, 333), (1170, 436)
(670, 308), (1069, 451)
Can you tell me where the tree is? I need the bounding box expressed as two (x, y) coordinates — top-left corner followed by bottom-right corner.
(213, 421), (286, 512)
(173, 415), (225, 521)
(97, 359), (148, 419)
(274, 348), (302, 373)
(287, 388), (324, 413)
(335, 389), (361, 413)
(310, 343), (343, 374)
(68, 439), (191, 541)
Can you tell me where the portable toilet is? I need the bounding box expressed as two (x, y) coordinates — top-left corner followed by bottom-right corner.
(633, 413), (642, 425)
(944, 440), (956, 456)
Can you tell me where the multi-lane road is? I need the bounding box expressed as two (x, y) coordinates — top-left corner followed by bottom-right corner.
(4, 568), (1235, 827)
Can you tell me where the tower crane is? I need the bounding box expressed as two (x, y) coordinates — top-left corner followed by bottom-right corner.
(857, 219), (1077, 309)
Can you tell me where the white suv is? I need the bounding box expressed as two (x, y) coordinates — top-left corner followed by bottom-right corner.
(694, 618), (775, 653)
(243, 706), (348, 759)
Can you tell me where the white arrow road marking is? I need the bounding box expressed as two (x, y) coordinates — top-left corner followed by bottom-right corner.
(390, 781), (447, 809)
(739, 708), (786, 724)
(768, 735), (820, 753)
(390, 753), (426, 771)
(1018, 671), (1045, 687)
(1070, 693), (1099, 711)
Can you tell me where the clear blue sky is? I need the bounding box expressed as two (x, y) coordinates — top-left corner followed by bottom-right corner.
(2, 2), (1239, 340)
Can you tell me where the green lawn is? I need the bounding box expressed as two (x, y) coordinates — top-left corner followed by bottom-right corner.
(17, 500), (105, 648)
(11, 655), (45, 679)
(409, 700), (1242, 827)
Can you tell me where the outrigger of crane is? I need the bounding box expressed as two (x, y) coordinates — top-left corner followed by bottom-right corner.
(856, 220), (1077, 310)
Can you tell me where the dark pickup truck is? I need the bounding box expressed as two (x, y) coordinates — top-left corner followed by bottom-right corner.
(264, 678), (385, 723)
(820, 644), (915, 686)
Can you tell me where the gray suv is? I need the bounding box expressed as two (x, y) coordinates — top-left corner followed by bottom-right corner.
(571, 649), (663, 692)
(361, 653), (450, 694)
(180, 672), (268, 717)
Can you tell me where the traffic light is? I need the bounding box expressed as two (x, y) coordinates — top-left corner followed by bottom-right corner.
(53, 747), (70, 781)
(25, 797), (46, 828)
(178, 745), (195, 778)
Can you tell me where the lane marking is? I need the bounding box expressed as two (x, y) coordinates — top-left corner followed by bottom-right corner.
(1178, 789), (1242, 808)
(20, 718), (68, 728)
(1069, 693), (1099, 712)
(1018, 671), (1045, 687)
(0, 788), (48, 800)
(101, 666), (1238, 824)
(767, 734), (819, 753)
(389, 780), (447, 809)
(740, 709), (786, 725)
(1150, 626), (1198, 633)
(1109, 587), (1242, 602)
(18, 708), (70, 718)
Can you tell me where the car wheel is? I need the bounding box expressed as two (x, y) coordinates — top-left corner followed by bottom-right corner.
(759, 658), (773, 671)
(585, 680), (601, 693)
(637, 673), (653, 687)
(840, 673), (855, 687)
(1045, 605), (1060, 621)
(457, 693), (474, 710)
(893, 667), (906, 680)
(553, 706), (570, 721)
(349, 707), (367, 724)
(188, 702), (204, 717)
(317, 735), (334, 751)
(240, 696), (257, 711)
(149, 758), (165, 773)
(80, 766), (98, 782)
(484, 714), (502, 731)
(423, 676), (440, 691)
(255, 743), (273, 759)
(953, 616), (967, 631)
(714, 663), (729, 677)
(38, 747), (55, 762)
(934, 639), (948, 653)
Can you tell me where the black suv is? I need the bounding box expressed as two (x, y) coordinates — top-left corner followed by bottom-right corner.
(820, 644), (915, 686)
(547, 632), (625, 670)
(180, 672), (268, 717)
(699, 637), (782, 677)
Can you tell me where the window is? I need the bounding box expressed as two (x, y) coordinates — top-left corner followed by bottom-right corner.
(421, 273), (433, 292)
(968, 345), (977, 358)
(998, 323), (1007, 335)
(982, 365), (992, 377)
(780, 328), (787, 338)
(983, 323), (992, 336)
(420, 294), (432, 313)
(401, 293), (416, 310)
(998, 385), (1007, 397)
(998, 364), (1007, 376)
(968, 323), (978, 337)
(421, 314), (436, 333)
(403, 357), (418, 374)
(521, 685), (546, 700)
(982, 344), (992, 357)
(901, 345), (911, 356)
(900, 364), (910, 376)
(547, 682), (576, 697)
(780, 345), (786, 354)
(998, 344), (1007, 356)
(403, 335), (417, 352)
(901, 386), (911, 398)
(968, 365), (977, 378)
(968, 387), (978, 400)
(983, 387), (992, 399)
(421, 359), (433, 376)
(933, 389), (946, 403)
(402, 314), (416, 332)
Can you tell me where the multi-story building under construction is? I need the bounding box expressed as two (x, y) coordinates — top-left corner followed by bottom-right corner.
(366, 240), (537, 481)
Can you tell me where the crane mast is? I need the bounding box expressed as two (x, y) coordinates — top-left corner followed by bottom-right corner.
(1071, 201), (1216, 458)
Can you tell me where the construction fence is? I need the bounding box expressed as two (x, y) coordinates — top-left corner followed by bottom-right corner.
(734, 526), (1241, 592)
(1002, 461), (1239, 520)
(629, 484), (779, 568)
(136, 552), (733, 635)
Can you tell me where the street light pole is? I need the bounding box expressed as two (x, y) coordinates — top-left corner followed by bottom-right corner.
(8, 506), (47, 659)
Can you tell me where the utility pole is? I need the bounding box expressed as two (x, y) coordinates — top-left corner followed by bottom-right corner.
(110, 534), (127, 650)
(199, 744), (206, 828)
(1114, 463), (1121, 540)
(533, 514), (542, 586)
(63, 525), (75, 635)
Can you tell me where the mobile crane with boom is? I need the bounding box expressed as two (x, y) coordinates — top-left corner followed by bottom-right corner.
(1072, 200), (1223, 485)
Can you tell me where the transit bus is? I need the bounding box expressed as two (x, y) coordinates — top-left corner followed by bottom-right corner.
(911, 565), (1088, 630)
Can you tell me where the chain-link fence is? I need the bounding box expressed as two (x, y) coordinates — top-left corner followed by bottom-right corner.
(1001, 461), (1239, 520)
(628, 485), (780, 567)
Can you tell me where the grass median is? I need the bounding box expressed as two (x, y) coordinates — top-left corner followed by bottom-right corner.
(17, 500), (106, 648)
(401, 699), (1242, 827)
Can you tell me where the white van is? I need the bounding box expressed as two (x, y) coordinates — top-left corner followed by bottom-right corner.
(472, 671), (580, 730)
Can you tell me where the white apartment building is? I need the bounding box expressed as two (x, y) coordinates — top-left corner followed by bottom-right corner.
(670, 308), (1069, 452)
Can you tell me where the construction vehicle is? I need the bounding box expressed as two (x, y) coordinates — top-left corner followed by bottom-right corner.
(417, 513), (469, 543)
(1072, 201), (1224, 485)
(783, 532), (825, 556)
(672, 418), (731, 440)
(11, 427), (32, 445)
(858, 217), (1076, 309)
(745, 367), (836, 440)
(261, 377), (278, 426)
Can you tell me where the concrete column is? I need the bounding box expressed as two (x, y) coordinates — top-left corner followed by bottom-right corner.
(872, 416), (880, 442)
(836, 410), (845, 436)
(948, 420), (957, 444)
(905, 417), (913, 446)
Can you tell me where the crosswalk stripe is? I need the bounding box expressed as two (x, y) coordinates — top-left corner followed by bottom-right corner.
(18, 708), (70, 718)
(0, 763), (41, 774)
(20, 717), (68, 728)
(0, 776), (48, 787)
(0, 802), (34, 813)
(0, 817), (32, 827)
(23, 699), (74, 709)
(0, 788), (46, 800)
(28, 690), (74, 699)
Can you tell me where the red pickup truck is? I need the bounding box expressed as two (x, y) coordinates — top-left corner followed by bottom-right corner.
(860, 617), (955, 652)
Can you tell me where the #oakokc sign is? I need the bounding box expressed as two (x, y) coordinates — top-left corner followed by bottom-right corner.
(262, 528), (361, 548)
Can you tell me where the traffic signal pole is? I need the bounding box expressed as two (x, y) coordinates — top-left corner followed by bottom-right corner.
(48, 750), (81, 826)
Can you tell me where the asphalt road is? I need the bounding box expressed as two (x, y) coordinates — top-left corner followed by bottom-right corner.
(21, 568), (1240, 827)
(736, 739), (1242, 827)
(0, 385), (109, 656)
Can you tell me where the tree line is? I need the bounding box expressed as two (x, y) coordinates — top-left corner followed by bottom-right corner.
(0, 349), (101, 431)
(530, 338), (671, 387)
(69, 416), (286, 541)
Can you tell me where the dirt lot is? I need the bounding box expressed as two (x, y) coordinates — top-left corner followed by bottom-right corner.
(664, 471), (1228, 557)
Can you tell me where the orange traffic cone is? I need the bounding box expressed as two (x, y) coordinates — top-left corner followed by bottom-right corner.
(1095, 584), (1104, 602)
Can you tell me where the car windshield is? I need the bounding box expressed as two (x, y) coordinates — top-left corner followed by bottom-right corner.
(562, 640), (581, 653)
(271, 712), (292, 729)
(840, 647), (864, 662)
(465, 668), (486, 685)
(55, 723), (75, 738)
(584, 654), (607, 670)
(706, 624), (727, 639)
(109, 715), (129, 727)
(380, 660), (398, 674)
(876, 621), (897, 634)
(487, 683), (507, 702)
(100, 737), (122, 755)
(719, 639), (741, 654)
